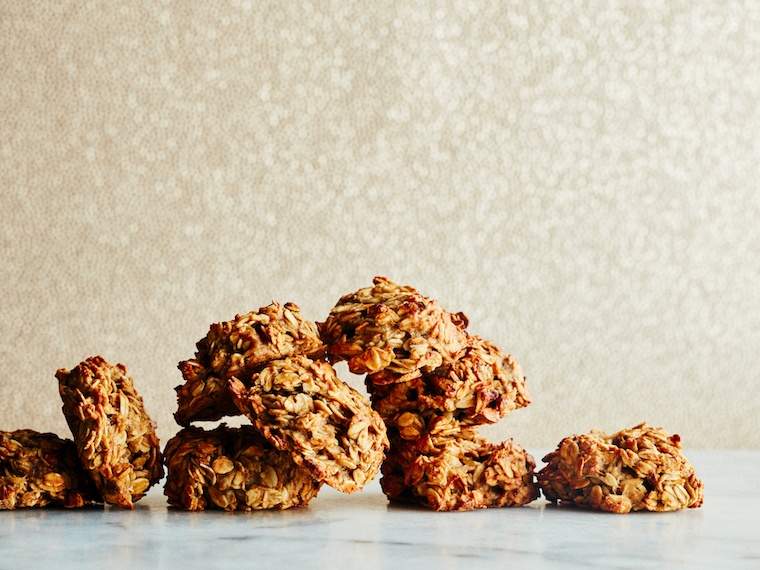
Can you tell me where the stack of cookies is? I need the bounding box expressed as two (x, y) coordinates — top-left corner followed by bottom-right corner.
(319, 276), (538, 511)
(1, 276), (705, 516)
(166, 302), (388, 511)
(1, 356), (163, 510)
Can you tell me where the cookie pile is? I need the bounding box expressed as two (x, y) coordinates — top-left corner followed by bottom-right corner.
(1, 356), (163, 510)
(166, 302), (388, 511)
(1, 277), (704, 516)
(320, 276), (538, 511)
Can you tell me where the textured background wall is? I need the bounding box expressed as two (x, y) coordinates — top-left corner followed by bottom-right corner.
(2, 1), (759, 449)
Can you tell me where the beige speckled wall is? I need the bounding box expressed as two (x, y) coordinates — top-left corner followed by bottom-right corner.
(2, 1), (759, 449)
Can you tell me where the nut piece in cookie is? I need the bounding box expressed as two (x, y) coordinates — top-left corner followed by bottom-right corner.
(368, 336), (530, 427)
(228, 356), (389, 493)
(175, 302), (324, 426)
(163, 425), (321, 511)
(319, 276), (469, 379)
(56, 356), (163, 509)
(537, 422), (704, 514)
(0, 430), (100, 509)
(380, 417), (538, 511)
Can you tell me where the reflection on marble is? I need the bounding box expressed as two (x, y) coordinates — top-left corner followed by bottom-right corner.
(0, 451), (756, 569)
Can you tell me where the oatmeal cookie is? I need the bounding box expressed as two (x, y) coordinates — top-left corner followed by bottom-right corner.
(163, 425), (321, 511)
(0, 430), (100, 509)
(174, 360), (237, 426)
(368, 336), (530, 426)
(537, 422), (704, 513)
(228, 356), (388, 493)
(380, 420), (538, 511)
(56, 356), (163, 509)
(319, 276), (469, 379)
(175, 302), (323, 425)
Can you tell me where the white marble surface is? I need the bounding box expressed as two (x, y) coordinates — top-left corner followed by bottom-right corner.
(1, 451), (756, 569)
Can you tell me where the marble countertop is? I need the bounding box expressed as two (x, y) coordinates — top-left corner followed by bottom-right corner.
(1, 451), (756, 569)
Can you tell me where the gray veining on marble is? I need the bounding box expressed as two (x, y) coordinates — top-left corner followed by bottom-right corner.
(0, 451), (756, 570)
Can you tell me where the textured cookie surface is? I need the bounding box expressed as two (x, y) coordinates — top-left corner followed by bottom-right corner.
(229, 356), (388, 493)
(56, 356), (163, 508)
(0, 429), (100, 509)
(368, 335), (530, 427)
(319, 276), (469, 379)
(163, 425), (321, 511)
(537, 422), (704, 514)
(175, 302), (323, 425)
(380, 416), (538, 511)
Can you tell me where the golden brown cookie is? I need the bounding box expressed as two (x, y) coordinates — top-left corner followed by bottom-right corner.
(380, 417), (538, 511)
(175, 302), (323, 425)
(368, 336), (530, 427)
(537, 422), (704, 513)
(0, 429), (100, 509)
(163, 425), (322, 511)
(229, 356), (388, 493)
(319, 276), (469, 379)
(56, 356), (163, 509)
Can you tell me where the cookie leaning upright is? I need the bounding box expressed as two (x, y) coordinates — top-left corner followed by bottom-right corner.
(0, 429), (100, 509)
(56, 356), (163, 509)
(175, 302), (324, 425)
(228, 356), (388, 493)
(319, 276), (469, 380)
(538, 423), (704, 514)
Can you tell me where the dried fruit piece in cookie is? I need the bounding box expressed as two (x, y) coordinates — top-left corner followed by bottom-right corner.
(0, 430), (100, 509)
(319, 276), (469, 379)
(368, 336), (530, 426)
(56, 356), (163, 509)
(228, 356), (388, 493)
(380, 422), (538, 511)
(163, 425), (321, 511)
(175, 302), (324, 425)
(537, 422), (704, 514)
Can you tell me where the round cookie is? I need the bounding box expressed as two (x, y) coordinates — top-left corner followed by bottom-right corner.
(368, 336), (530, 427)
(537, 422), (704, 514)
(163, 425), (321, 511)
(228, 356), (388, 494)
(0, 429), (100, 509)
(56, 356), (163, 509)
(319, 276), (469, 379)
(380, 417), (538, 511)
